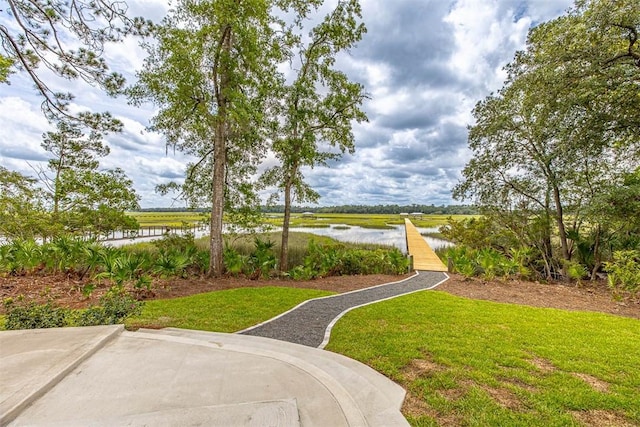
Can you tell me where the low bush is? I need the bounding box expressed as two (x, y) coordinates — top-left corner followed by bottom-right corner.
(605, 250), (640, 295)
(77, 287), (144, 326)
(445, 246), (526, 280)
(2, 287), (144, 330)
(288, 241), (410, 279)
(3, 298), (69, 330)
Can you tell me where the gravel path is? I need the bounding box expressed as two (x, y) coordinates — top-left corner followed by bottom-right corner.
(240, 271), (448, 348)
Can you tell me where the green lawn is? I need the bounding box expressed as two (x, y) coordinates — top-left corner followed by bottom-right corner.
(125, 286), (334, 332)
(7, 283), (636, 426)
(326, 291), (640, 426)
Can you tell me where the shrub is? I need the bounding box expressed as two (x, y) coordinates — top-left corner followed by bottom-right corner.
(288, 241), (410, 278)
(3, 288), (144, 330)
(444, 246), (477, 278)
(152, 232), (196, 253)
(153, 250), (192, 278)
(247, 238), (277, 279)
(77, 287), (144, 326)
(605, 250), (640, 295)
(3, 297), (70, 330)
(223, 245), (246, 276)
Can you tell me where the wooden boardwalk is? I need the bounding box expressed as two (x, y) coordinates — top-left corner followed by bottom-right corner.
(404, 219), (448, 272)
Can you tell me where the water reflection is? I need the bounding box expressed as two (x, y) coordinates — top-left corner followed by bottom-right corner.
(106, 223), (453, 252)
(288, 224), (452, 252)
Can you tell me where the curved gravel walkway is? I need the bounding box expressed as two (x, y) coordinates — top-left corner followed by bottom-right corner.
(239, 271), (448, 348)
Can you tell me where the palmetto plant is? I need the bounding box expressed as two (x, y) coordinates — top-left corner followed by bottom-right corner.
(154, 250), (192, 278)
(386, 248), (411, 274)
(444, 246), (477, 279)
(509, 247), (533, 279)
(42, 235), (91, 275)
(248, 238), (277, 279)
(476, 248), (504, 280)
(79, 243), (105, 280)
(94, 246), (125, 284)
(12, 239), (43, 274)
(223, 245), (246, 276)
(0, 244), (18, 275)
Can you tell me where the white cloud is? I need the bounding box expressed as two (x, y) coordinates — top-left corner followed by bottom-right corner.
(0, 0), (575, 208)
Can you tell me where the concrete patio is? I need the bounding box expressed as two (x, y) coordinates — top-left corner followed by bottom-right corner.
(0, 325), (409, 426)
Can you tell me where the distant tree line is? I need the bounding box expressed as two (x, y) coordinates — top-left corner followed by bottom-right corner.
(133, 205), (477, 215)
(259, 204), (478, 215)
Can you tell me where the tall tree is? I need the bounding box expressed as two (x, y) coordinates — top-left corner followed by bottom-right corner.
(130, 0), (312, 277)
(37, 120), (140, 237)
(1, 0), (150, 128)
(454, 0), (639, 280)
(0, 166), (49, 239)
(262, 0), (367, 271)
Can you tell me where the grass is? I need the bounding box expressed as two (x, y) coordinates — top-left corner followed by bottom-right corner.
(261, 213), (472, 229)
(128, 211), (473, 230)
(217, 231), (394, 270)
(4, 279), (637, 425)
(125, 286), (333, 332)
(127, 211), (208, 227)
(326, 291), (640, 426)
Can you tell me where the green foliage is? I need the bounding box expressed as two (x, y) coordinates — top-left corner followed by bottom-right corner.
(223, 245), (246, 276)
(328, 291), (640, 426)
(509, 247), (533, 279)
(0, 167), (50, 240)
(563, 260), (588, 282)
(154, 250), (192, 278)
(452, 0), (640, 281)
(39, 121), (140, 237)
(0, 54), (12, 83)
(475, 248), (504, 280)
(605, 251), (640, 295)
(148, 233), (208, 277)
(10, 239), (43, 275)
(0, 236), (208, 286)
(3, 287), (144, 330)
(3, 298), (69, 330)
(152, 233), (196, 253)
(77, 287), (144, 326)
(440, 216), (517, 251)
(0, 122), (140, 240)
(288, 240), (410, 279)
(1, 0), (151, 125)
(445, 246), (530, 281)
(444, 246), (477, 278)
(248, 238), (277, 279)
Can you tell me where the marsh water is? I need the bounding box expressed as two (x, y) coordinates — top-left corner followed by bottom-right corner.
(106, 223), (452, 252)
(288, 224), (452, 252)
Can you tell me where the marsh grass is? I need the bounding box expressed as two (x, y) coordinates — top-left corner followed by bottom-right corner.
(327, 291), (640, 426)
(128, 212), (474, 230)
(253, 213), (474, 230)
(212, 231), (395, 270)
(127, 211), (208, 227)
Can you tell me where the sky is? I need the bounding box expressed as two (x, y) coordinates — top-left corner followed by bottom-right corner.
(0, 0), (575, 209)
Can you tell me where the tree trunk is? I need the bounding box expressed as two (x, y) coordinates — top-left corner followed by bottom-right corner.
(590, 224), (602, 280)
(208, 27), (232, 278)
(552, 184), (570, 279)
(209, 128), (226, 277)
(279, 179), (292, 272)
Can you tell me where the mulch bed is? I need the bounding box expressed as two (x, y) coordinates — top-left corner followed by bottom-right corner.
(1, 272), (638, 320)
